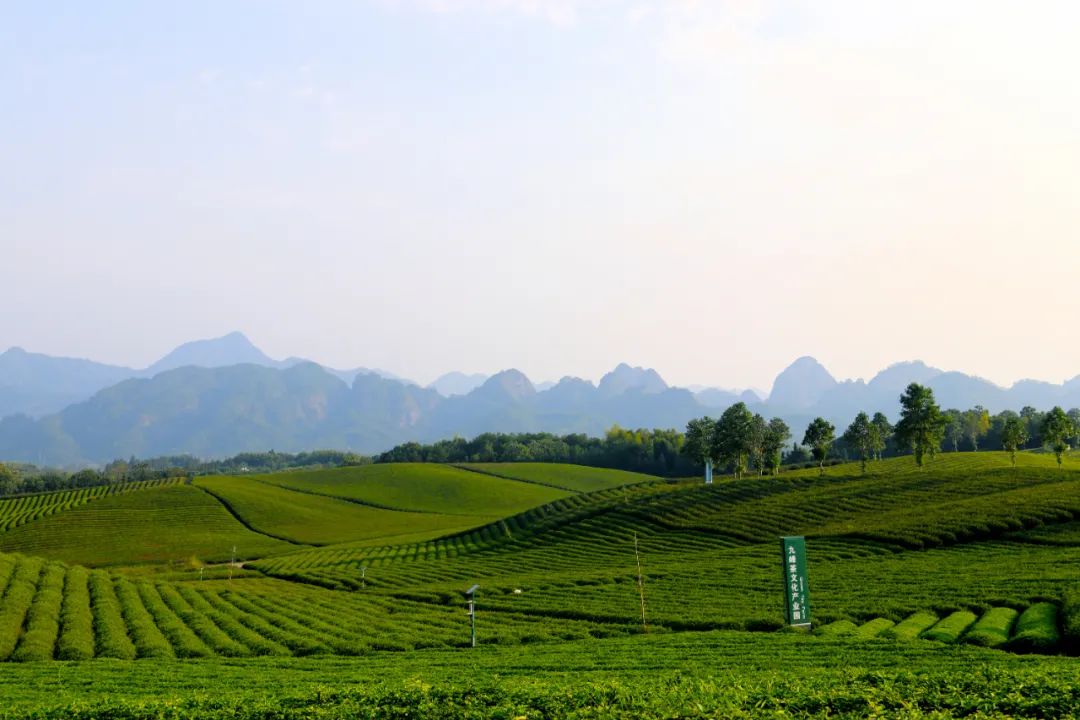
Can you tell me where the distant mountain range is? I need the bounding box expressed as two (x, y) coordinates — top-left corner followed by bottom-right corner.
(766, 356), (1080, 418)
(0, 332), (406, 419)
(2, 334), (1080, 466)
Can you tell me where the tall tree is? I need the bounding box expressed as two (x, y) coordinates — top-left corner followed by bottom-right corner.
(871, 413), (892, 460)
(749, 414), (768, 476)
(1069, 409), (1080, 450)
(713, 402), (755, 479)
(1020, 406), (1044, 448)
(943, 410), (964, 452)
(0, 464), (15, 495)
(762, 418), (791, 476)
(1000, 416), (1029, 467)
(842, 412), (876, 474)
(1041, 406), (1076, 468)
(963, 406), (991, 451)
(802, 417), (836, 475)
(894, 383), (947, 468)
(683, 417), (718, 484)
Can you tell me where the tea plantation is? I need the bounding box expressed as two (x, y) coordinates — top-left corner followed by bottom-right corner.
(0, 456), (1078, 718)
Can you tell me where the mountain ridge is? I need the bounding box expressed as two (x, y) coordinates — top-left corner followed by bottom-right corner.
(0, 332), (411, 419)
(5, 336), (1080, 466)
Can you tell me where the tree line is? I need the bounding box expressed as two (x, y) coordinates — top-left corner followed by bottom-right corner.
(683, 383), (1080, 480)
(3, 386), (1076, 493)
(376, 428), (695, 476)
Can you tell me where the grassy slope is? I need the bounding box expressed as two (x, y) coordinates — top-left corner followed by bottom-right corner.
(456, 463), (657, 492)
(253, 452), (1080, 631)
(0, 481), (180, 532)
(255, 463), (572, 516)
(2, 450), (1080, 692)
(196, 475), (489, 546)
(785, 449), (1069, 478)
(0, 485), (295, 566)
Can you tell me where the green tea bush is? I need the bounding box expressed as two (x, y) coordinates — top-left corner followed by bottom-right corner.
(1060, 589), (1080, 654)
(156, 585), (250, 657)
(11, 563), (65, 661)
(0, 554), (16, 597)
(963, 607), (1019, 648)
(850, 610), (932, 641)
(113, 578), (174, 658)
(241, 593), (369, 655)
(55, 566), (95, 660)
(921, 611), (977, 643)
(0, 556), (44, 659)
(178, 588), (288, 656)
(135, 583), (211, 658)
(1007, 602), (1061, 654)
(212, 592), (330, 656)
(88, 571), (136, 660)
(853, 617), (894, 639)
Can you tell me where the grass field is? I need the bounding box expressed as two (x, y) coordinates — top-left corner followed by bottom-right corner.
(0, 480), (180, 531)
(0, 452), (1079, 717)
(455, 462), (657, 492)
(255, 463), (578, 515)
(195, 475), (490, 546)
(0, 485), (295, 567)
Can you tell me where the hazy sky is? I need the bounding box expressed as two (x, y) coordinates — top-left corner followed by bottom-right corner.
(3, 1), (1079, 390)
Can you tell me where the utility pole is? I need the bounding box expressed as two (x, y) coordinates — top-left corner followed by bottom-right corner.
(361, 565), (367, 589)
(634, 533), (648, 633)
(229, 545), (236, 582)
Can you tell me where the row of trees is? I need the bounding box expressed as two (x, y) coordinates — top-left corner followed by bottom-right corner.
(683, 405), (792, 479)
(377, 428), (696, 476)
(861, 385), (1076, 469)
(939, 406), (1080, 455)
(681, 402), (895, 479)
(684, 383), (1080, 481)
(0, 462), (135, 496)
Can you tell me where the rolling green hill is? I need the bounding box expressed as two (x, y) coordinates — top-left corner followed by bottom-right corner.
(0, 480), (180, 532)
(0, 452), (1079, 717)
(0, 485), (295, 567)
(195, 475), (491, 546)
(254, 463), (578, 515)
(0, 463), (632, 568)
(251, 452), (1080, 634)
(455, 462), (656, 492)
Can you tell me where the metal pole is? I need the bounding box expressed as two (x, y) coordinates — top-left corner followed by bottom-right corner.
(465, 584), (479, 647)
(470, 596), (476, 647)
(634, 532), (648, 633)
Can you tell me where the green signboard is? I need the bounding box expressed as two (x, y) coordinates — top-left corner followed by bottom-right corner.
(780, 536), (811, 627)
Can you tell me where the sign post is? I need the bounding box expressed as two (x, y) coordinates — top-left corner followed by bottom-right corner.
(780, 536), (811, 627)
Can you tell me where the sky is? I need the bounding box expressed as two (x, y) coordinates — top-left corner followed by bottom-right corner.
(2, 1), (1080, 390)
